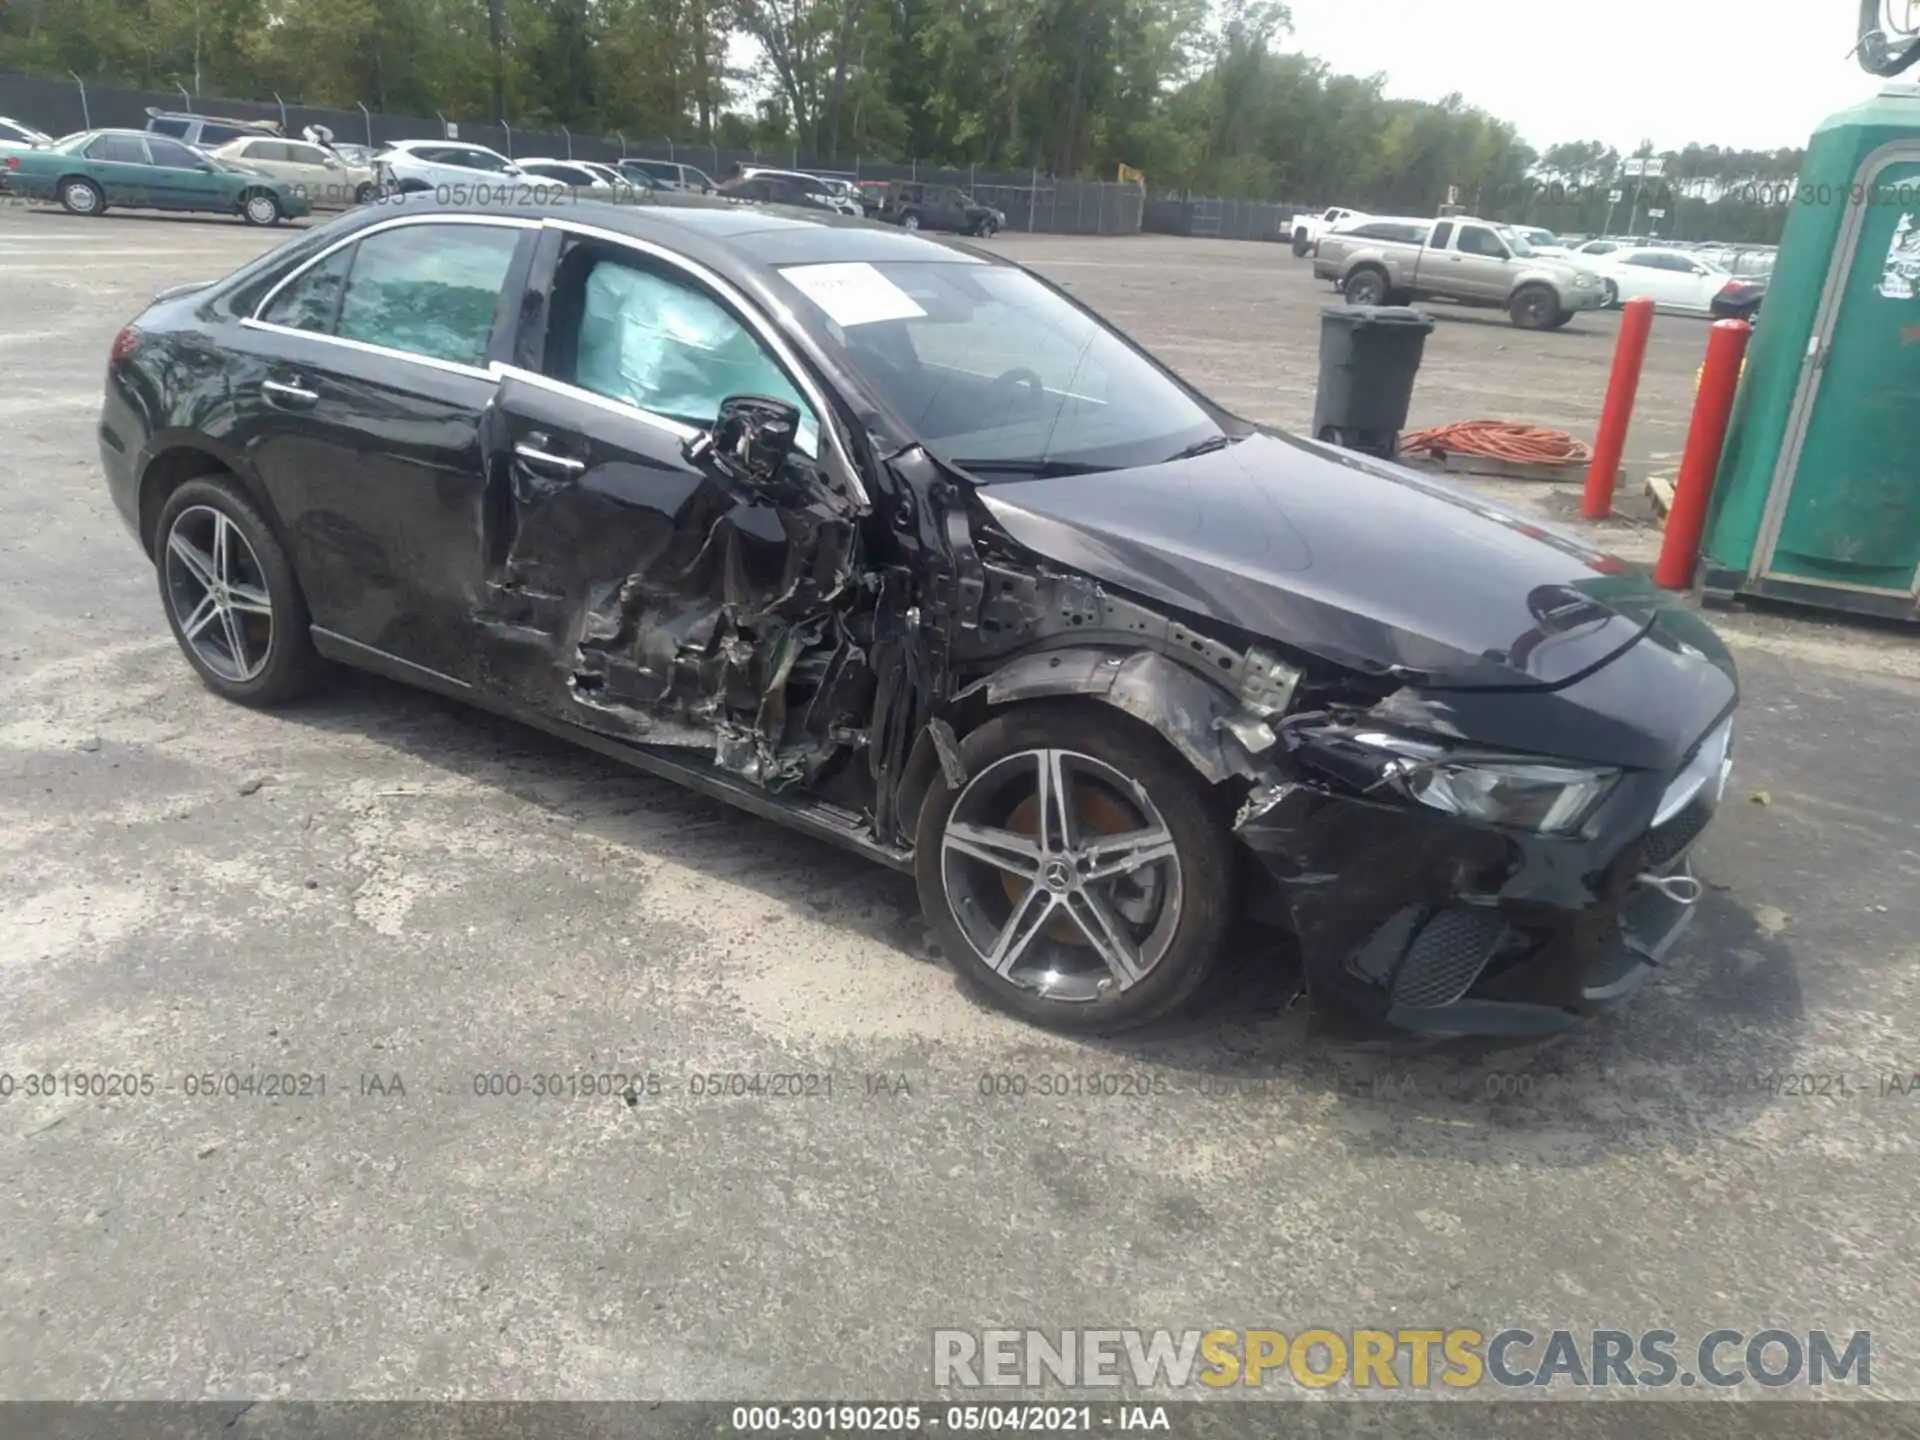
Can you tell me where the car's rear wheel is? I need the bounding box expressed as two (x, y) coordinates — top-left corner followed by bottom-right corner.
(1292, 231), (1311, 257)
(58, 177), (105, 216)
(914, 701), (1234, 1034)
(354, 181), (376, 205)
(241, 191), (282, 227)
(1509, 284), (1559, 330)
(1344, 267), (1389, 306)
(156, 477), (325, 707)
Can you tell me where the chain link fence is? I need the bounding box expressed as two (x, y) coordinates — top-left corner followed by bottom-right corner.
(5, 70), (1171, 240)
(1143, 193), (1318, 243)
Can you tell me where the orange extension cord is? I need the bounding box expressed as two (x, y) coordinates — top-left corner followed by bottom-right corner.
(1399, 420), (1592, 467)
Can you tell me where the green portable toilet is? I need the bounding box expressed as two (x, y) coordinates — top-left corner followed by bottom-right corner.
(1701, 82), (1920, 620)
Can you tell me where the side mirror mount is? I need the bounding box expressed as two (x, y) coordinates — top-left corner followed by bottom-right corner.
(685, 395), (802, 489)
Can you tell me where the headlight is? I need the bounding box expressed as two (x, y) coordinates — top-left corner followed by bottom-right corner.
(1351, 732), (1617, 834)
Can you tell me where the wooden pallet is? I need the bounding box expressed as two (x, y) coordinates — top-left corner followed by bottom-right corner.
(1400, 449), (1606, 485)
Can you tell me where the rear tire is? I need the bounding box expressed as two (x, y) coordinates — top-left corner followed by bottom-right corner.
(914, 700), (1234, 1035)
(1509, 284), (1559, 330)
(1292, 230), (1311, 257)
(155, 476), (326, 708)
(1344, 268), (1390, 306)
(354, 181), (376, 205)
(59, 177), (105, 216)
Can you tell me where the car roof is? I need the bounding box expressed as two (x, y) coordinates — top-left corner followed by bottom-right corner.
(334, 192), (1001, 277)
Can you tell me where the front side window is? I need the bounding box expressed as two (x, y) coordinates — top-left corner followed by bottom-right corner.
(145, 137), (204, 169)
(781, 259), (1217, 475)
(554, 250), (814, 444)
(1458, 226), (1508, 258)
(331, 224), (522, 365)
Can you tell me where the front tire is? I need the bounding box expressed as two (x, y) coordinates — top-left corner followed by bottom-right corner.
(59, 177), (105, 216)
(914, 701), (1234, 1034)
(1601, 278), (1620, 308)
(1292, 231), (1311, 257)
(354, 181), (376, 205)
(241, 191), (282, 227)
(900, 211), (921, 232)
(156, 476), (325, 707)
(1509, 284), (1559, 330)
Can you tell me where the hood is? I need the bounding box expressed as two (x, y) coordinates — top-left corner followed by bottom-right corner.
(973, 431), (1663, 691)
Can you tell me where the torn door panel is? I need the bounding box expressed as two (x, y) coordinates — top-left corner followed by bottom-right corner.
(475, 440), (868, 788)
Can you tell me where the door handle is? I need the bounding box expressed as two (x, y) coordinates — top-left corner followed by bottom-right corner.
(513, 441), (586, 475)
(261, 378), (318, 406)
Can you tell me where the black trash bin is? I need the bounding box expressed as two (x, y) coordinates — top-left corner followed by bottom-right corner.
(1310, 304), (1435, 460)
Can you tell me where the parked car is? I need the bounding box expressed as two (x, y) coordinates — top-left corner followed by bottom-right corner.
(0, 115), (51, 150)
(143, 107), (281, 154)
(98, 195), (1737, 1040)
(718, 172), (845, 213)
(1316, 215), (1608, 329)
(3, 128), (309, 224)
(514, 157), (645, 198)
(575, 160), (650, 192)
(324, 142), (380, 169)
(1288, 206), (1367, 257)
(0, 114), (50, 191)
(1501, 224), (1571, 256)
(882, 182), (1005, 236)
(1592, 246), (1761, 316)
(738, 167), (862, 216)
(616, 158), (717, 193)
(373, 139), (525, 193)
(211, 135), (377, 209)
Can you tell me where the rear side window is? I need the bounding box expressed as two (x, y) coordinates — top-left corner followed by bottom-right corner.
(259, 245), (357, 333)
(334, 224), (521, 365)
(199, 123), (258, 146)
(1428, 222), (1453, 249)
(257, 225), (522, 366)
(89, 135), (149, 164)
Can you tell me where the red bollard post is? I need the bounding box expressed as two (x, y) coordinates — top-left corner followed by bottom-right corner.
(1654, 318), (1752, 590)
(1582, 296), (1656, 518)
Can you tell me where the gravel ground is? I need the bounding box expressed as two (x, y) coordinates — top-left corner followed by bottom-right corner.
(1, 206), (1917, 1409)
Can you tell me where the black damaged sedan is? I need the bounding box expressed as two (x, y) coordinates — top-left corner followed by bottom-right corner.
(99, 196), (1737, 1038)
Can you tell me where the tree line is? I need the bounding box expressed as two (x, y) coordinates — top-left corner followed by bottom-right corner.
(1, 0), (1805, 238)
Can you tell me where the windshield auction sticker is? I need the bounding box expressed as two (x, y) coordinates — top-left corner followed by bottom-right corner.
(782, 262), (927, 326)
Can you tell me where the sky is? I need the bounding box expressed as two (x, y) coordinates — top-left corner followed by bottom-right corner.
(1282, 0), (1896, 153)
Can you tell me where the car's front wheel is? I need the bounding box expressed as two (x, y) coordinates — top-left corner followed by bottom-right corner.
(58, 177), (105, 216)
(156, 477), (325, 707)
(899, 211), (921, 231)
(914, 701), (1234, 1034)
(1601, 278), (1620, 308)
(241, 191), (283, 226)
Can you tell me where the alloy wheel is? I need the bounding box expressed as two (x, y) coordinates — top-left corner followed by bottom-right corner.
(939, 748), (1183, 1001)
(163, 505), (274, 683)
(902, 213), (920, 231)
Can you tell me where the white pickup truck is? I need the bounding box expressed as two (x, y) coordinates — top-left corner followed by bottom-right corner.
(1287, 206), (1366, 257)
(1312, 215), (1610, 330)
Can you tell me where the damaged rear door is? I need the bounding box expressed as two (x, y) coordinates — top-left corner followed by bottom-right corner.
(478, 223), (874, 791)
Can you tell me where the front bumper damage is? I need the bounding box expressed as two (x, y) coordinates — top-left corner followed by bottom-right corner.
(1231, 725), (1731, 1039)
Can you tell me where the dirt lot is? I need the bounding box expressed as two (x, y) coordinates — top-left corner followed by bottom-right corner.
(2, 206), (1918, 1407)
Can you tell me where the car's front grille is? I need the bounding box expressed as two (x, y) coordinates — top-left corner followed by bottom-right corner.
(1643, 796), (1713, 869)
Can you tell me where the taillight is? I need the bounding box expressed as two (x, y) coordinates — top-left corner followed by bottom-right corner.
(109, 325), (143, 368)
(3, 156), (19, 170)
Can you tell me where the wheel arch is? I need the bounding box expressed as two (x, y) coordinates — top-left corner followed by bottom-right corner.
(137, 441), (290, 563)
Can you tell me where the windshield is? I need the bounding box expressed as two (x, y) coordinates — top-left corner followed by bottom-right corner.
(779, 259), (1221, 474)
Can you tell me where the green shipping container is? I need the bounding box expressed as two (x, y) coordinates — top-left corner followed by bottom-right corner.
(1702, 82), (1920, 620)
